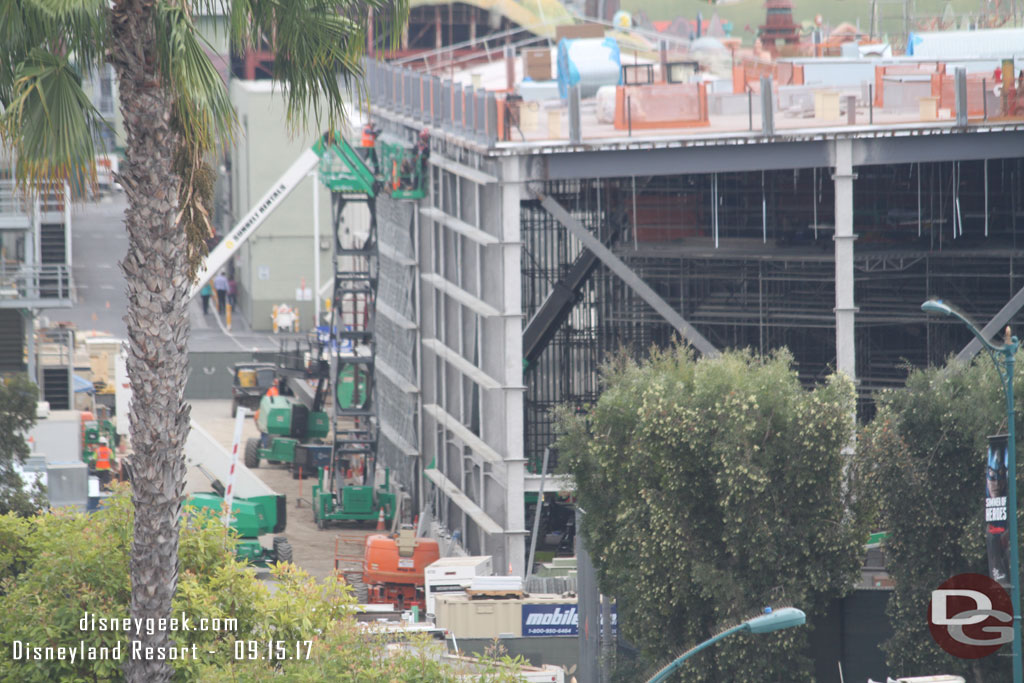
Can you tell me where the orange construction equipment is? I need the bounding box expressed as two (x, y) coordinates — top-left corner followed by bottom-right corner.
(376, 508), (386, 531)
(363, 526), (440, 611)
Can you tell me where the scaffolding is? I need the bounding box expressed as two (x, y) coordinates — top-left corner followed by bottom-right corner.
(520, 158), (1024, 465)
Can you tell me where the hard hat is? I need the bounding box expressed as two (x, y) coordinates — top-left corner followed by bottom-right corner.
(419, 128), (430, 139)
(99, 437), (108, 445)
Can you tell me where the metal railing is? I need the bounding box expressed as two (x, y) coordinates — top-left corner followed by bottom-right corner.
(362, 56), (1024, 151)
(0, 180), (68, 217)
(363, 57), (500, 147)
(0, 180), (27, 217)
(39, 185), (68, 215)
(0, 264), (73, 304)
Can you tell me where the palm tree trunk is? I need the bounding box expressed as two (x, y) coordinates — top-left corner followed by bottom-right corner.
(109, 2), (190, 681)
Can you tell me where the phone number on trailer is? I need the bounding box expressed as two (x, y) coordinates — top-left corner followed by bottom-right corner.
(234, 640), (313, 661)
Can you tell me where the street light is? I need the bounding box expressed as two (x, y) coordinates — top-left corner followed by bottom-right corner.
(922, 297), (1022, 683)
(645, 607), (806, 683)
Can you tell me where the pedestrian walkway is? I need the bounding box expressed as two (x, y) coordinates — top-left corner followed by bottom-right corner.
(189, 292), (291, 353)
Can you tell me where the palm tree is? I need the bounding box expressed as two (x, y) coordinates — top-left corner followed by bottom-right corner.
(1, 1), (406, 680)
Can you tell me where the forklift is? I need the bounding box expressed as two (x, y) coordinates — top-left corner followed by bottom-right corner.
(230, 361), (278, 416)
(309, 329), (397, 529)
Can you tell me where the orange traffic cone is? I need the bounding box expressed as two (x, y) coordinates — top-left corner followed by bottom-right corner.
(376, 508), (386, 531)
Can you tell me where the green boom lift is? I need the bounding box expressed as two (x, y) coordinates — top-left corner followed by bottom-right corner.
(183, 489), (292, 565)
(306, 127), (426, 530)
(244, 371), (332, 479)
(183, 421), (293, 567)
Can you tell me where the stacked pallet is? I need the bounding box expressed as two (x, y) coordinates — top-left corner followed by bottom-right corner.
(466, 575), (524, 599)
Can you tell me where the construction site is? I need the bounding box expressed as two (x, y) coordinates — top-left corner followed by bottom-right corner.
(2, 1), (1023, 679)
(350, 44), (1024, 574)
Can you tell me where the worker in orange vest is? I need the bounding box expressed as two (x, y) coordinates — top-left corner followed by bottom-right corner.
(360, 121), (380, 174)
(95, 437), (113, 488)
(253, 378), (280, 423)
(361, 122), (380, 147)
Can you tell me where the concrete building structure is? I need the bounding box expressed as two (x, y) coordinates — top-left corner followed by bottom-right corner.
(346, 54), (1024, 576)
(226, 80), (343, 330)
(0, 164), (74, 404)
(81, 64), (123, 153)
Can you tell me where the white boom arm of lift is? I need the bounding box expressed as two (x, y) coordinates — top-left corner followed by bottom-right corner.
(188, 147), (322, 299)
(185, 420), (275, 499)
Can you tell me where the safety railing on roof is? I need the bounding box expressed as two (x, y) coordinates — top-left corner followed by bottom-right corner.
(363, 55), (1024, 150)
(0, 263), (73, 305)
(363, 56), (502, 147)
(0, 180), (68, 218)
(0, 180), (26, 217)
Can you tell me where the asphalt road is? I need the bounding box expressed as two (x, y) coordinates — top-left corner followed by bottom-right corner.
(49, 194), (129, 337)
(51, 193), (281, 353)
(188, 399), (374, 580)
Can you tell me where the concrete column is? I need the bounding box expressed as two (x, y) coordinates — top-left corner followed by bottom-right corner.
(954, 67), (968, 127)
(499, 156), (526, 575)
(760, 76), (774, 136)
(568, 84), (582, 143)
(24, 309), (35, 389)
(504, 46), (515, 92)
(833, 139), (858, 383)
(64, 181), (72, 270)
(659, 40), (669, 83)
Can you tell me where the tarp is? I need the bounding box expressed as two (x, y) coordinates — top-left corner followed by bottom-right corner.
(73, 374), (95, 394)
(907, 27), (1024, 58)
(557, 37), (621, 99)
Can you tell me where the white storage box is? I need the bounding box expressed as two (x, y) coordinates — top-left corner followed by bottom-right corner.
(424, 555), (493, 615)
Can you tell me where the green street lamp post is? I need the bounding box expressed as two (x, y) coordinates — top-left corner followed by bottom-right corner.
(645, 607), (806, 683)
(922, 298), (1022, 683)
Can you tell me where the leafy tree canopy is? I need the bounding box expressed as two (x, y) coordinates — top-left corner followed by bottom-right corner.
(0, 375), (44, 516)
(855, 353), (1020, 680)
(0, 485), (521, 682)
(557, 347), (871, 681)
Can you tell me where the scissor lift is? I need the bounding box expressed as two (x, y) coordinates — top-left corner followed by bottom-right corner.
(311, 130), (424, 529)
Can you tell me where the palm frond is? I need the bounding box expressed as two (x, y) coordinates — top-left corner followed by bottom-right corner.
(236, 0), (408, 132)
(22, 0), (109, 72)
(272, 3), (364, 128)
(0, 0), (29, 106)
(154, 3), (236, 153)
(0, 48), (99, 189)
(363, 0), (408, 56)
(173, 142), (215, 282)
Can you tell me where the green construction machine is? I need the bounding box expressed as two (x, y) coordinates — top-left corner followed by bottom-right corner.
(313, 130), (427, 201)
(183, 490), (292, 566)
(244, 381), (332, 479)
(183, 421), (293, 567)
(312, 465), (397, 530)
(305, 127), (426, 530)
(81, 411), (119, 471)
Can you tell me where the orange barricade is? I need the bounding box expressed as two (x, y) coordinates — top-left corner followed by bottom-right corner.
(875, 63), (944, 108)
(614, 83), (709, 130)
(932, 71), (988, 117)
